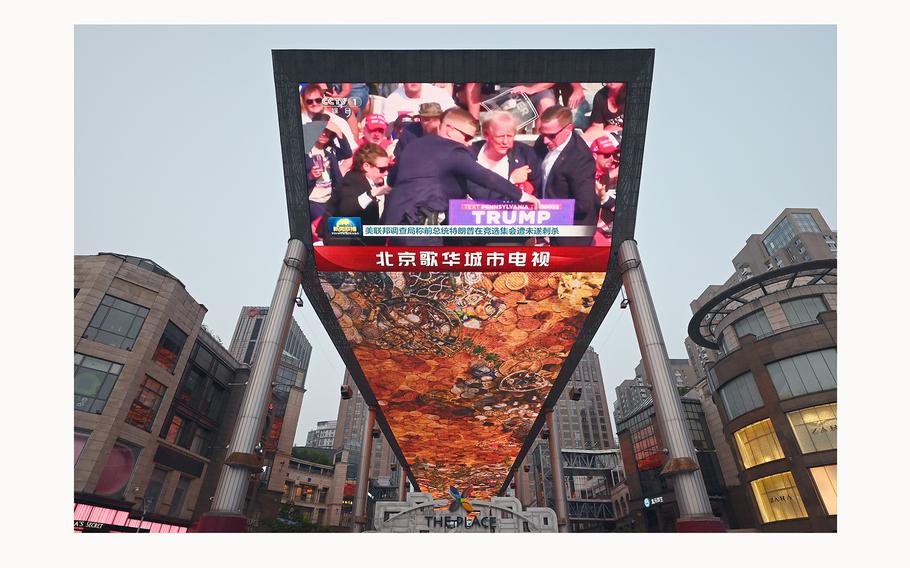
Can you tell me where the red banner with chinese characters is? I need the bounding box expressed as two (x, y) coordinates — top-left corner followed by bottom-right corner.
(314, 246), (611, 272)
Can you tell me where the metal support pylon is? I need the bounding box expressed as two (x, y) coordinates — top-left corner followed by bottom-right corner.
(618, 239), (725, 531)
(198, 239), (306, 532)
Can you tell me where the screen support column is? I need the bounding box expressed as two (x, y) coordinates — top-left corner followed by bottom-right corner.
(618, 239), (726, 532)
(198, 239), (306, 532)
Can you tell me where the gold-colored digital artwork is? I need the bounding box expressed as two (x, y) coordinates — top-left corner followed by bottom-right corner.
(319, 270), (606, 499)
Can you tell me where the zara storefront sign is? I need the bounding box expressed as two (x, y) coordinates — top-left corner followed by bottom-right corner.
(644, 496), (665, 508)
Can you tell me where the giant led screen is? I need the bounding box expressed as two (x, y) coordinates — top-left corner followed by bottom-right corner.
(274, 52), (651, 501)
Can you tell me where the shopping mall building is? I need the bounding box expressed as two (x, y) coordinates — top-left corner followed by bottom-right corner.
(688, 248), (836, 531)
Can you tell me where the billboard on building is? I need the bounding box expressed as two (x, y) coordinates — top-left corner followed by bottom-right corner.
(273, 50), (652, 500)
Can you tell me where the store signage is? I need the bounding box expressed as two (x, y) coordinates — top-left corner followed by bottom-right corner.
(644, 496), (664, 508)
(74, 520), (150, 533)
(423, 514), (498, 529)
(448, 200), (575, 226)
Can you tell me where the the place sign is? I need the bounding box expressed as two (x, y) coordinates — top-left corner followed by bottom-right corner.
(424, 515), (498, 530)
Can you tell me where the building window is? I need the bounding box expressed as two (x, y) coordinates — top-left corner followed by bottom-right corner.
(810, 465), (837, 515)
(792, 213), (822, 234)
(74, 353), (123, 414)
(767, 348), (837, 400)
(717, 333), (730, 355)
(787, 403), (837, 453)
(163, 414), (212, 457)
(125, 375), (167, 431)
(683, 401), (710, 450)
(177, 367), (225, 421)
(168, 475), (192, 517)
(718, 371), (763, 420)
(74, 429), (91, 466)
(95, 439), (142, 498)
(733, 310), (773, 340)
(763, 218), (796, 254)
(733, 419), (785, 469)
(144, 467), (169, 513)
(781, 296), (828, 327)
(750, 472), (808, 524)
(153, 321), (188, 373)
(83, 295), (150, 351)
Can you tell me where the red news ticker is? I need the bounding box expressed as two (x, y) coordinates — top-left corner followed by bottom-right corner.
(313, 246), (612, 272)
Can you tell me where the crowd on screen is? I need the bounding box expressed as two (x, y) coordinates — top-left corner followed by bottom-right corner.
(301, 82), (625, 247)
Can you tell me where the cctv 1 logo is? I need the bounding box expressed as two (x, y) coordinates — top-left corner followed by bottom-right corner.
(323, 96), (363, 120)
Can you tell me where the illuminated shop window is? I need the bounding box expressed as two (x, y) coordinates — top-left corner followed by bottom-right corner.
(787, 403), (837, 453)
(750, 472), (808, 523)
(781, 296), (827, 327)
(767, 348), (836, 400)
(74, 353), (123, 414)
(83, 294), (150, 351)
(125, 375), (167, 432)
(718, 371), (763, 420)
(810, 465), (837, 515)
(153, 321), (188, 373)
(733, 419), (785, 469)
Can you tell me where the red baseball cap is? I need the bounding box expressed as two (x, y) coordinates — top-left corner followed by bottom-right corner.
(590, 135), (619, 155)
(364, 114), (387, 132)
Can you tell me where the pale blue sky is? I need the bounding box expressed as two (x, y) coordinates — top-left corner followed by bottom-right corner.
(75, 25), (835, 443)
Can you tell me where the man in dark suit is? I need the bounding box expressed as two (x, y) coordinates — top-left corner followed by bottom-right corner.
(534, 106), (598, 246)
(382, 108), (540, 246)
(322, 143), (391, 245)
(388, 102), (444, 187)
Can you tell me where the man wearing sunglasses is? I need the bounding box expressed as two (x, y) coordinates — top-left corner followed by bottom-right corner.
(322, 143), (391, 245)
(300, 83), (357, 153)
(533, 105), (598, 246)
(382, 108), (540, 245)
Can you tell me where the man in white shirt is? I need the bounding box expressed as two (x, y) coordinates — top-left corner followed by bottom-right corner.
(382, 83), (456, 124)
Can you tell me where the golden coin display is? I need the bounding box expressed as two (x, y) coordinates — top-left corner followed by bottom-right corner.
(504, 272), (528, 291)
(498, 309), (518, 325)
(515, 303), (539, 317)
(318, 269), (607, 499)
(529, 287), (555, 301)
(492, 274), (512, 295)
